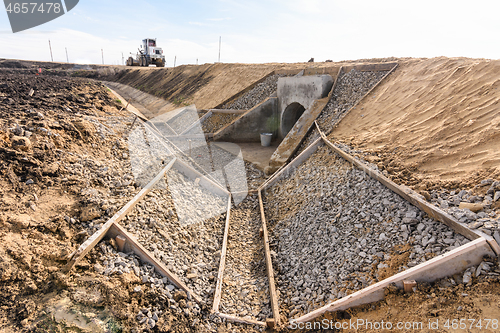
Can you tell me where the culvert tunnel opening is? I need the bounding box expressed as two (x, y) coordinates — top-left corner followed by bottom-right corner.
(282, 102), (306, 137)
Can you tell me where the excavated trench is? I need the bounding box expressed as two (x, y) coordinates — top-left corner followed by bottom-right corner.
(97, 68), (408, 328)
(87, 66), (497, 330)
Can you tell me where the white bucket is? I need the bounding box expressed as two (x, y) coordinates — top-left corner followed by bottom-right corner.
(260, 133), (272, 147)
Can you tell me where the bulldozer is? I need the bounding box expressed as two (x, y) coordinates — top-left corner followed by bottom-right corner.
(126, 38), (165, 67)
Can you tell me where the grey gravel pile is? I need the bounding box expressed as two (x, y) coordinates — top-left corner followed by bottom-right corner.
(95, 242), (201, 330)
(331, 142), (500, 241)
(60, 116), (141, 236)
(296, 69), (387, 156)
(264, 145), (469, 318)
(128, 123), (174, 187)
(120, 170), (227, 304)
(220, 195), (271, 322)
(429, 180), (500, 237)
(222, 74), (286, 110)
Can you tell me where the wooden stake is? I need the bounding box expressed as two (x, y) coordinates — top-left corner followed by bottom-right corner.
(258, 189), (280, 327)
(119, 98), (132, 112)
(403, 280), (417, 293)
(115, 235), (126, 252)
(212, 195), (232, 313)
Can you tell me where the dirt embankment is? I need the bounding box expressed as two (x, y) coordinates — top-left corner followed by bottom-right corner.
(102, 63), (304, 111)
(0, 72), (212, 332)
(330, 57), (500, 191)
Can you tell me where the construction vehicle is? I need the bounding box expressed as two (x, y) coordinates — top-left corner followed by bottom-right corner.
(126, 38), (165, 67)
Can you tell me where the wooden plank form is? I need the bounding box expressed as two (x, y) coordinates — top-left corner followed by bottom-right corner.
(258, 189), (281, 327)
(62, 155), (231, 305)
(141, 119), (225, 190)
(63, 158), (177, 272)
(106, 222), (203, 305)
(260, 136), (324, 192)
(320, 132), (500, 255)
(212, 195), (274, 327)
(257, 122), (499, 326)
(218, 313), (267, 327)
(173, 158), (230, 197)
(293, 237), (494, 323)
(212, 195), (232, 313)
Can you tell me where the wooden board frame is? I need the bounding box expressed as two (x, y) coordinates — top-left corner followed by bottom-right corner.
(320, 132), (500, 255)
(258, 125), (500, 327)
(172, 158), (230, 197)
(259, 136), (324, 192)
(293, 237), (494, 324)
(212, 195), (232, 313)
(258, 189), (281, 327)
(141, 119), (226, 190)
(106, 222), (203, 304)
(63, 158), (177, 272)
(212, 194), (274, 327)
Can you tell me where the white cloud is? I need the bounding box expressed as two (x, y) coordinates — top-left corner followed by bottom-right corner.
(1, 0), (500, 65)
(208, 17), (232, 21)
(188, 21), (209, 27)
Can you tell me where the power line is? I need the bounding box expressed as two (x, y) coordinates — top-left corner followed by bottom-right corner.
(48, 40), (53, 62)
(218, 36), (221, 63)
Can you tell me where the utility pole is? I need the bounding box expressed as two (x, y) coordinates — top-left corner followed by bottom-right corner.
(101, 49), (104, 65)
(48, 40), (53, 62)
(218, 36), (221, 63)
(122, 52), (124, 66)
(174, 56), (176, 68)
(65, 47), (69, 63)
(196, 58), (198, 65)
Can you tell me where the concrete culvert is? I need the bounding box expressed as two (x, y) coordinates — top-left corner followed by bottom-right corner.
(281, 102), (305, 137)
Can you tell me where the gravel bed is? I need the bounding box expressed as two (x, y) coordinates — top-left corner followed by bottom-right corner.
(202, 113), (242, 133)
(332, 141), (500, 240)
(222, 74), (286, 110)
(220, 195), (271, 323)
(167, 108), (200, 134)
(295, 69), (387, 156)
(164, 140), (266, 193)
(119, 169), (227, 304)
(128, 123), (174, 187)
(429, 181), (500, 237)
(264, 145), (469, 319)
(95, 242), (201, 330)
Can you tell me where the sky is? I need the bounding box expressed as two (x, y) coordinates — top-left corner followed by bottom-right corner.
(1, 0), (500, 66)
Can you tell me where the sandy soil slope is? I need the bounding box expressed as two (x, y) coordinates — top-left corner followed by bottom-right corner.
(330, 57), (500, 190)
